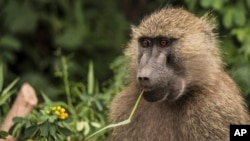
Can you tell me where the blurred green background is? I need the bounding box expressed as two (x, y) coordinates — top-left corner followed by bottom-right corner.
(1, 0), (249, 103)
(0, 0), (250, 139)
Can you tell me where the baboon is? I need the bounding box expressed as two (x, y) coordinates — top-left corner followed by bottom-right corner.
(110, 8), (250, 141)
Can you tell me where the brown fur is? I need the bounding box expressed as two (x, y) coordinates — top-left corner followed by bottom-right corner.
(110, 8), (250, 141)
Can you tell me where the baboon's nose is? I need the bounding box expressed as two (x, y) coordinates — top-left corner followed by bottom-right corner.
(138, 76), (150, 82)
(137, 66), (152, 86)
(137, 75), (151, 87)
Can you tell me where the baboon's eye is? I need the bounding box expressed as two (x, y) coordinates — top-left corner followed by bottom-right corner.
(159, 38), (172, 47)
(140, 38), (152, 48)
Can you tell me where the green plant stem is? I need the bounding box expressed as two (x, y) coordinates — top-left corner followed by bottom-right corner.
(61, 56), (78, 125)
(62, 57), (73, 109)
(85, 90), (144, 140)
(128, 90), (144, 121)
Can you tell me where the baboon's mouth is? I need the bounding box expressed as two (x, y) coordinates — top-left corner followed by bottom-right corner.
(142, 87), (168, 102)
(143, 88), (152, 92)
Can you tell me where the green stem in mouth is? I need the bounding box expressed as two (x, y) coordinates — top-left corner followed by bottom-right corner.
(128, 90), (144, 120)
(85, 90), (144, 140)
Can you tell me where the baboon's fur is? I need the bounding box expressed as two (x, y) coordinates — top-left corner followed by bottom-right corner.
(110, 8), (250, 141)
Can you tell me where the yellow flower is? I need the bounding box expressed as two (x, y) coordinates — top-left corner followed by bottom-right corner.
(60, 108), (65, 113)
(59, 112), (69, 120)
(56, 106), (61, 110)
(55, 111), (60, 116)
(52, 106), (56, 111)
(51, 105), (69, 120)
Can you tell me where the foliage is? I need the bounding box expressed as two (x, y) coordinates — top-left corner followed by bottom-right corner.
(0, 0), (127, 95)
(0, 63), (18, 139)
(9, 106), (72, 141)
(53, 53), (111, 140)
(0, 63), (19, 124)
(7, 54), (122, 140)
(0, 130), (8, 139)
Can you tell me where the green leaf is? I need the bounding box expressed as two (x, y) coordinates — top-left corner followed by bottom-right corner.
(0, 77), (18, 104)
(76, 121), (84, 131)
(200, 0), (212, 8)
(48, 136), (55, 141)
(49, 124), (56, 137)
(94, 100), (103, 111)
(12, 117), (25, 123)
(212, 0), (224, 10)
(57, 127), (71, 136)
(247, 0), (250, 9)
(83, 121), (90, 135)
(55, 25), (86, 49)
(24, 126), (38, 137)
(9, 121), (24, 137)
(231, 28), (249, 42)
(40, 91), (52, 104)
(91, 122), (101, 128)
(0, 130), (8, 139)
(0, 36), (21, 50)
(241, 35), (250, 56)
(0, 89), (15, 105)
(1, 77), (19, 95)
(48, 115), (57, 123)
(63, 116), (73, 123)
(3, 1), (38, 33)
(233, 5), (246, 26)
(0, 63), (3, 93)
(74, 0), (84, 24)
(40, 123), (49, 137)
(87, 61), (94, 94)
(223, 8), (233, 28)
(185, 0), (198, 11)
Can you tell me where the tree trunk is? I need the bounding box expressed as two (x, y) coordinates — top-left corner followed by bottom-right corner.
(0, 83), (38, 141)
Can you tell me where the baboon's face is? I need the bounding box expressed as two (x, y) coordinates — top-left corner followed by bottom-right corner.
(133, 9), (216, 102)
(137, 36), (185, 102)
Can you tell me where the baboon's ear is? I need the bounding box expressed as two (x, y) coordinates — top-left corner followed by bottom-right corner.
(131, 25), (139, 37)
(200, 12), (217, 34)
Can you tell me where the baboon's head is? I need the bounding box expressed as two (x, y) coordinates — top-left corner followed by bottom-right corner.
(126, 8), (222, 102)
